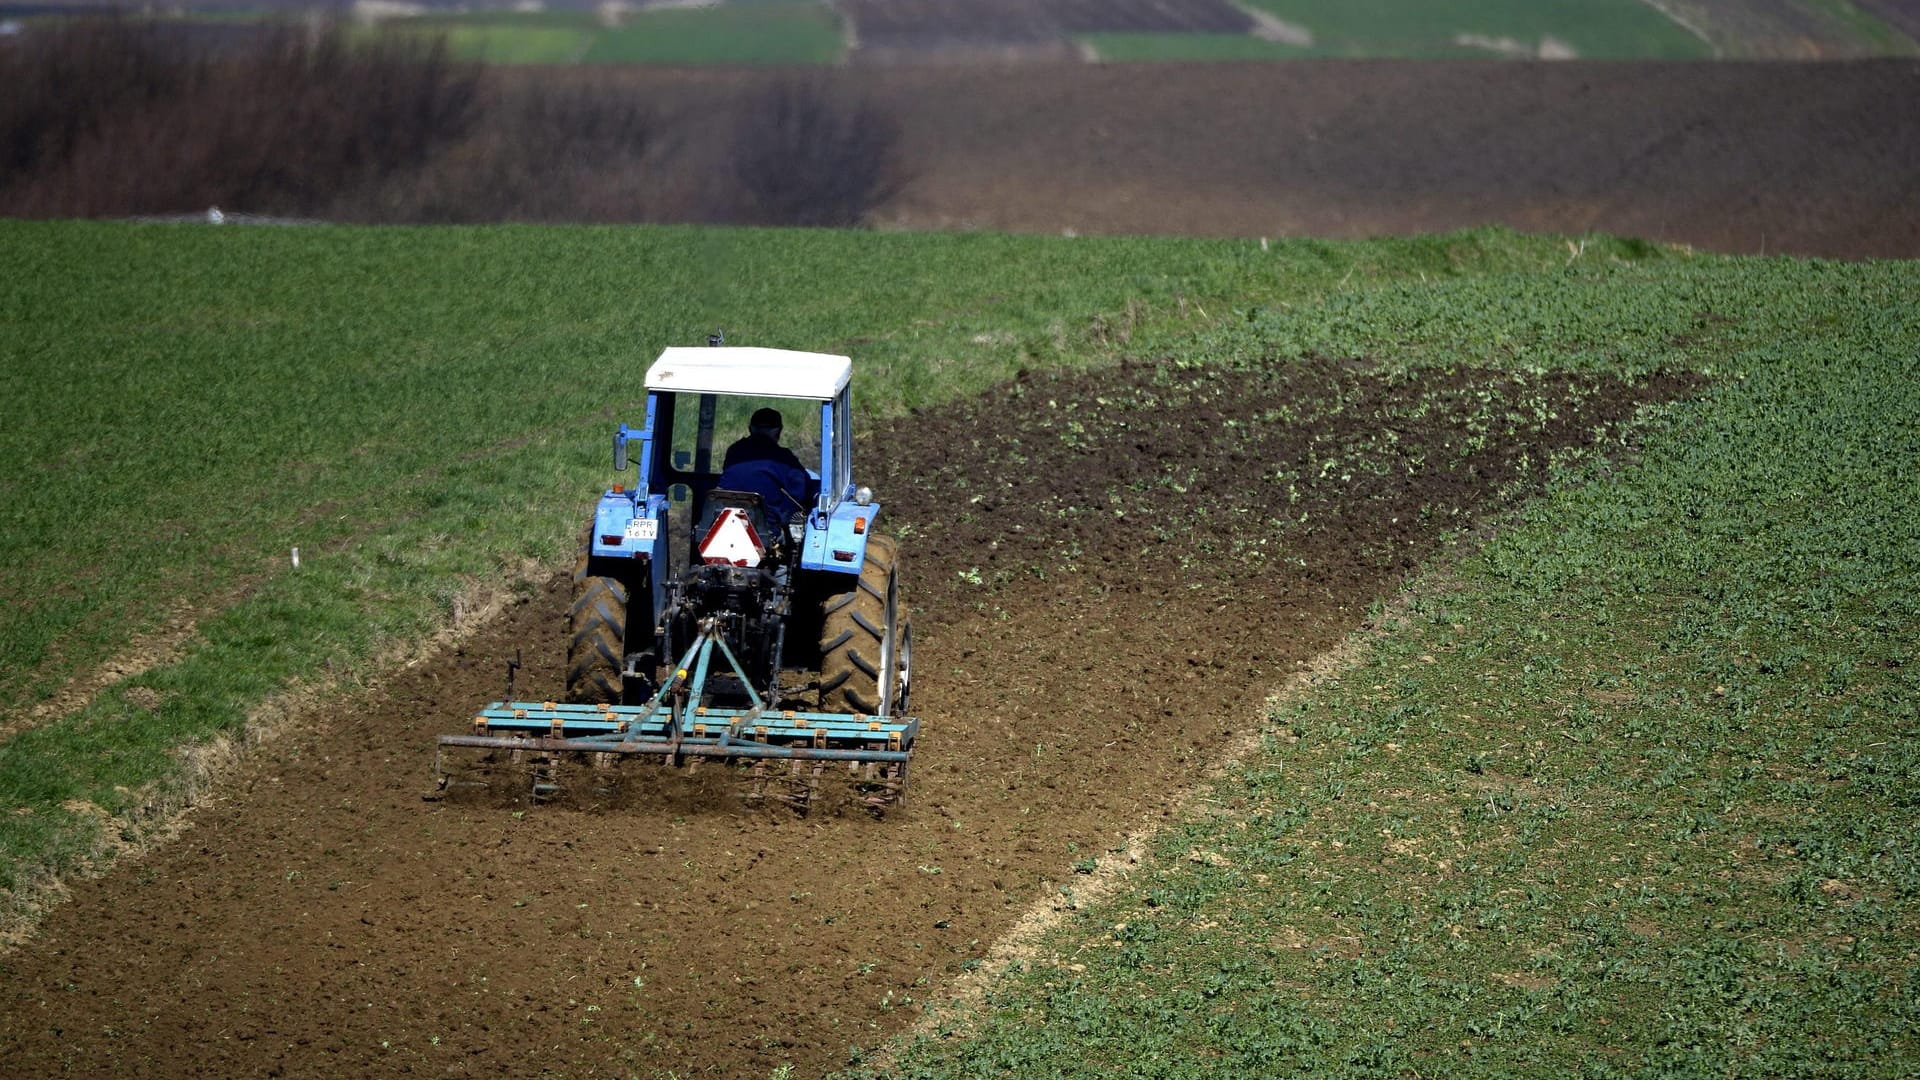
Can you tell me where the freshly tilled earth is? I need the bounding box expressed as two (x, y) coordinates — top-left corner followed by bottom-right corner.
(0, 357), (1696, 1076)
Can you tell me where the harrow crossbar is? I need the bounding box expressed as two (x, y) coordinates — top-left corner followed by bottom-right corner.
(443, 701), (915, 762)
(439, 731), (910, 763)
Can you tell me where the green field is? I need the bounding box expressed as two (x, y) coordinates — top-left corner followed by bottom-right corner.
(429, 17), (596, 65)
(584, 0), (843, 64)
(856, 255), (1920, 1076)
(388, 0), (844, 66)
(1080, 32), (1306, 63)
(1808, 0), (1920, 52)
(1238, 0), (1711, 58)
(3, 222), (1916, 1075)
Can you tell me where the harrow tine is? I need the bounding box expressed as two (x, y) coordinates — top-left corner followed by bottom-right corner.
(531, 767), (561, 803)
(428, 745), (514, 802)
(432, 737), (911, 814)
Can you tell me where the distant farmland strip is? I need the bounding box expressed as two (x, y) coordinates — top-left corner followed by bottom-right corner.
(1241, 0), (1710, 58)
(1855, 0), (1920, 39)
(839, 0), (1250, 49)
(390, 1), (846, 65)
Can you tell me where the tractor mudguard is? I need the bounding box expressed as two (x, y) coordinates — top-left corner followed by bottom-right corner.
(799, 499), (880, 574)
(588, 490), (667, 569)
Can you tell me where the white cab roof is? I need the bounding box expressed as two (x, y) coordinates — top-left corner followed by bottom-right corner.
(645, 347), (852, 400)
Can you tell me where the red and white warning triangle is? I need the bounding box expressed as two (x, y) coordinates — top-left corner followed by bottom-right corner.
(699, 508), (765, 567)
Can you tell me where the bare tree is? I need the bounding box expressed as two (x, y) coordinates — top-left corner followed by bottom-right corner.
(728, 79), (907, 227)
(360, 79), (659, 223)
(0, 18), (480, 218)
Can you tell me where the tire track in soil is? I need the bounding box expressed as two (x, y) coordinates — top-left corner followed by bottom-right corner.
(0, 358), (1698, 1077)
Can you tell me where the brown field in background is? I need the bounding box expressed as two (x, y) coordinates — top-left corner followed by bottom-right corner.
(594, 58), (1920, 258)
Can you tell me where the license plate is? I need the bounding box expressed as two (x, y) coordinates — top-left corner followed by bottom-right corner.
(624, 518), (658, 542)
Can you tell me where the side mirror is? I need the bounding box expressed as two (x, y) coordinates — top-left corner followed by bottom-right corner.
(612, 427), (629, 472)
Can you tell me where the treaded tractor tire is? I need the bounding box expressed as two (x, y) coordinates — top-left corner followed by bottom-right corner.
(819, 533), (902, 716)
(566, 536), (628, 705)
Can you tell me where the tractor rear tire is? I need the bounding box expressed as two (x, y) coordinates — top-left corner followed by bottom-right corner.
(567, 537), (628, 706)
(818, 533), (905, 716)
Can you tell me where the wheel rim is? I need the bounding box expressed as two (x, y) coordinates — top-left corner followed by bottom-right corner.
(878, 570), (899, 717)
(895, 623), (912, 716)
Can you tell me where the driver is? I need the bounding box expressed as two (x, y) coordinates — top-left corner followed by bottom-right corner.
(719, 407), (818, 520)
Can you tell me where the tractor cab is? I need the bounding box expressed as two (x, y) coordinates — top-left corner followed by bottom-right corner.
(595, 347), (867, 580)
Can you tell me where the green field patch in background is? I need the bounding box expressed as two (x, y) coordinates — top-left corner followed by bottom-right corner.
(372, 1), (843, 66)
(1244, 0), (1711, 58)
(584, 0), (843, 65)
(860, 256), (1920, 1077)
(1078, 31), (1308, 62)
(1801, 0), (1920, 51)
(439, 22), (596, 64)
(356, 11), (593, 64)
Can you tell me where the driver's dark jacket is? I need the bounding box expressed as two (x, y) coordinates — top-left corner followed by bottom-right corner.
(720, 434), (818, 519)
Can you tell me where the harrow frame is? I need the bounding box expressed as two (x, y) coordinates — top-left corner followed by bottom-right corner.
(435, 622), (916, 807)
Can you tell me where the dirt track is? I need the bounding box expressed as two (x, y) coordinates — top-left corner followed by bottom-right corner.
(0, 357), (1698, 1076)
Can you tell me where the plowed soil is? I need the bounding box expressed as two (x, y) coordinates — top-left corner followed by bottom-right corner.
(0, 358), (1698, 1077)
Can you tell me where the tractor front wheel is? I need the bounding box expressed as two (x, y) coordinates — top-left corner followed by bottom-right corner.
(818, 534), (907, 716)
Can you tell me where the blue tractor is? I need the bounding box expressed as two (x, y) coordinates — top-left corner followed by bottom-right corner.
(436, 346), (915, 811)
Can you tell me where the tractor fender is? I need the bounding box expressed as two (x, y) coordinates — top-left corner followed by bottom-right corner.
(799, 499), (880, 575)
(587, 490), (666, 576)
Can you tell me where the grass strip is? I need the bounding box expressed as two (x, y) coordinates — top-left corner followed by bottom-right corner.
(858, 255), (1920, 1077)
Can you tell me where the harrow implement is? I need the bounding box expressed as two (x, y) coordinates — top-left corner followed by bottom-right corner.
(434, 622), (917, 812)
